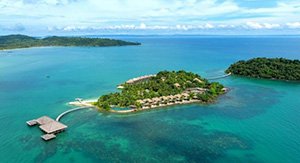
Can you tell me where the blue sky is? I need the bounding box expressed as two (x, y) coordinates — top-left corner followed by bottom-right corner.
(0, 0), (300, 35)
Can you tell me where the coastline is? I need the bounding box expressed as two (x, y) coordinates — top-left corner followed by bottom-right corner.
(68, 99), (97, 107)
(226, 58), (300, 82)
(109, 99), (204, 113)
(68, 98), (213, 114)
(230, 73), (300, 83)
(0, 44), (139, 51)
(0, 46), (58, 51)
(0, 34), (141, 51)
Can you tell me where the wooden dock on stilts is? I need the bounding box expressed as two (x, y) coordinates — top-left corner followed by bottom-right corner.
(27, 116), (67, 141)
(26, 102), (90, 141)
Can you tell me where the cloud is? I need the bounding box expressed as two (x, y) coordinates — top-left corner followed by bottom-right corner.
(0, 0), (300, 34)
(22, 0), (79, 5)
(139, 23), (147, 29)
(286, 22), (300, 29)
(48, 21), (287, 33)
(245, 22), (280, 29)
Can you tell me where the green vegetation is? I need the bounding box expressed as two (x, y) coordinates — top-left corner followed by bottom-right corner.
(226, 58), (300, 81)
(0, 34), (140, 50)
(96, 70), (225, 111)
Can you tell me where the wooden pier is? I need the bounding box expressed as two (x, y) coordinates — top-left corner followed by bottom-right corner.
(56, 106), (88, 121)
(27, 116), (67, 141)
(27, 104), (91, 141)
(26, 120), (37, 126)
(41, 134), (56, 141)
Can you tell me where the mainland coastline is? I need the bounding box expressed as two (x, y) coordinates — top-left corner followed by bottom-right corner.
(0, 34), (141, 50)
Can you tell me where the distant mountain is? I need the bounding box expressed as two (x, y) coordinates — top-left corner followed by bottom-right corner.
(0, 34), (141, 50)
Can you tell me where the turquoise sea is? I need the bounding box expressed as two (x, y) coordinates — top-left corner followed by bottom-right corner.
(0, 36), (300, 163)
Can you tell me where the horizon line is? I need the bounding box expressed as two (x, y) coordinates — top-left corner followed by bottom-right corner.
(1, 33), (300, 37)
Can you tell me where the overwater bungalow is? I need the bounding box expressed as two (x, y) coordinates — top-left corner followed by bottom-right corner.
(27, 116), (67, 141)
(39, 120), (67, 134)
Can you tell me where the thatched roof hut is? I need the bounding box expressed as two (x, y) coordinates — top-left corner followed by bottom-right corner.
(36, 116), (55, 125)
(137, 100), (145, 104)
(39, 121), (67, 134)
(174, 83), (181, 88)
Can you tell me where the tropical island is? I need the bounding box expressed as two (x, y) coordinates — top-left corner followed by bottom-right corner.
(0, 34), (140, 50)
(83, 70), (227, 113)
(226, 58), (300, 81)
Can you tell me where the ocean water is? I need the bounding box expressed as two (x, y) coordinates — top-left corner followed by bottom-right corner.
(0, 36), (300, 163)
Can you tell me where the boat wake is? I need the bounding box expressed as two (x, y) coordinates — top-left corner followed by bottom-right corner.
(207, 73), (232, 80)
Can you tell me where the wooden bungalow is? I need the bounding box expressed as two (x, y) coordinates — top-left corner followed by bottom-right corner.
(39, 120), (67, 134)
(36, 116), (55, 125)
(27, 116), (68, 141)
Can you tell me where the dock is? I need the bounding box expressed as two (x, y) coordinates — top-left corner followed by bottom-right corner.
(27, 103), (91, 141)
(26, 120), (37, 126)
(27, 116), (67, 141)
(56, 106), (88, 121)
(41, 134), (56, 141)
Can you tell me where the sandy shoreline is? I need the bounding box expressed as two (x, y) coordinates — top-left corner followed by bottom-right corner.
(69, 98), (208, 114)
(68, 99), (97, 107)
(0, 46), (64, 51)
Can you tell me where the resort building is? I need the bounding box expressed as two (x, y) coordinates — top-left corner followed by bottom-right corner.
(183, 87), (207, 94)
(135, 87), (208, 110)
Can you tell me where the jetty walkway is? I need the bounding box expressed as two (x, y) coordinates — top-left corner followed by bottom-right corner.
(56, 106), (90, 121)
(27, 100), (92, 141)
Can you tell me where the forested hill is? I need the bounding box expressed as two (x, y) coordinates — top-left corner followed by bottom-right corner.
(0, 34), (141, 50)
(226, 58), (300, 81)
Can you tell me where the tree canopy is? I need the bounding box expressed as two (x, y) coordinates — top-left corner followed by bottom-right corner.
(0, 34), (141, 50)
(226, 57), (300, 81)
(96, 70), (225, 111)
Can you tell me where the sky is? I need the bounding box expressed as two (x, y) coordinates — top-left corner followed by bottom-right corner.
(0, 0), (300, 35)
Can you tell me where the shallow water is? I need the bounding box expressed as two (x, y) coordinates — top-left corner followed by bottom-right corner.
(0, 36), (300, 162)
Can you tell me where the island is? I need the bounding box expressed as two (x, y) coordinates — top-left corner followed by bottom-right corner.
(0, 34), (141, 50)
(226, 58), (300, 81)
(83, 70), (227, 113)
